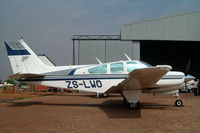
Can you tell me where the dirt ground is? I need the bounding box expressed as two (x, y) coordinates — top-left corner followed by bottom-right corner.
(0, 91), (200, 133)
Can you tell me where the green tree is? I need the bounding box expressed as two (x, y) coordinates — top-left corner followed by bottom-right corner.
(6, 79), (15, 85)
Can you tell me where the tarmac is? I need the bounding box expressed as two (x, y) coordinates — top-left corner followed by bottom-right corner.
(0, 92), (200, 133)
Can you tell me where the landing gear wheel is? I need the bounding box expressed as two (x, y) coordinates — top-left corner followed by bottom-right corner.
(123, 98), (128, 105)
(102, 93), (109, 97)
(99, 93), (109, 98)
(128, 102), (139, 109)
(175, 99), (183, 107)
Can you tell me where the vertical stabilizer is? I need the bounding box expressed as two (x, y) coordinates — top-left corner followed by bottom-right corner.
(4, 39), (60, 74)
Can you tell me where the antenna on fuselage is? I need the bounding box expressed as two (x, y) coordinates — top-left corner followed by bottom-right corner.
(124, 53), (131, 61)
(95, 57), (102, 64)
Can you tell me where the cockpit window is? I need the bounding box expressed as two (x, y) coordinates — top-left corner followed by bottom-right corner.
(110, 62), (123, 73)
(127, 62), (139, 72)
(88, 65), (107, 74)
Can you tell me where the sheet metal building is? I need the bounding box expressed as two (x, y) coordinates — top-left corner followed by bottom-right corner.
(72, 11), (200, 78)
(72, 35), (140, 65)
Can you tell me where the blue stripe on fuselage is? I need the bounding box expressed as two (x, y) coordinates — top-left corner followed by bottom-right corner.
(67, 69), (76, 75)
(19, 76), (128, 82)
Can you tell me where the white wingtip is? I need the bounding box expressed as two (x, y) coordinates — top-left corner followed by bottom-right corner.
(156, 65), (172, 70)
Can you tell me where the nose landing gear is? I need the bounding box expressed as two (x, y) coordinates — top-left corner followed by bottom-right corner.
(174, 92), (183, 107)
(175, 99), (183, 107)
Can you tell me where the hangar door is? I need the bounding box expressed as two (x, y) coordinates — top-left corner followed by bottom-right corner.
(141, 41), (200, 78)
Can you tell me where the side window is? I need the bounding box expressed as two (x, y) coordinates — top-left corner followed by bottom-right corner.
(88, 65), (107, 74)
(127, 61), (138, 72)
(110, 63), (123, 73)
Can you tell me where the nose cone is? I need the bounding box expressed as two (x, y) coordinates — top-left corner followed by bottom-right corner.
(164, 71), (185, 79)
(184, 75), (195, 82)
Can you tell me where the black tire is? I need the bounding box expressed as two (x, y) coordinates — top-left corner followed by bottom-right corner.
(175, 99), (183, 107)
(123, 98), (128, 105)
(99, 93), (109, 98)
(103, 93), (109, 97)
(128, 102), (139, 109)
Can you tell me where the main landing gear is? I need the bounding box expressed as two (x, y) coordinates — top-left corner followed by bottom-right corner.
(96, 93), (109, 98)
(123, 97), (140, 109)
(122, 90), (141, 110)
(129, 102), (140, 109)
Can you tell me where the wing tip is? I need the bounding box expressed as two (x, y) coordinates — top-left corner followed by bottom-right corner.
(156, 65), (172, 71)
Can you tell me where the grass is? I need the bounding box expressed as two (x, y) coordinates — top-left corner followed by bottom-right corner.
(14, 97), (27, 100)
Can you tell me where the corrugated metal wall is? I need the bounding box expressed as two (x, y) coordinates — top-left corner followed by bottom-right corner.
(121, 11), (200, 41)
(74, 40), (140, 65)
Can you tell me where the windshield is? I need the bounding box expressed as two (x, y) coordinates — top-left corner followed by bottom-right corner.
(139, 61), (152, 67)
(127, 61), (151, 72)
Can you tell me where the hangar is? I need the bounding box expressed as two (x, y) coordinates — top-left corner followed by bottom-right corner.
(72, 35), (140, 65)
(72, 11), (200, 78)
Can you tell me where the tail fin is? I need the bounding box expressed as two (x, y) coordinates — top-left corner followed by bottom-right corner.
(4, 39), (57, 74)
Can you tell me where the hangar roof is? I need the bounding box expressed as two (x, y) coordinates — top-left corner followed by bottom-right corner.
(73, 35), (120, 40)
(121, 11), (200, 41)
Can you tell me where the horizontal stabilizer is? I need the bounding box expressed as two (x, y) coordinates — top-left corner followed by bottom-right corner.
(9, 73), (44, 80)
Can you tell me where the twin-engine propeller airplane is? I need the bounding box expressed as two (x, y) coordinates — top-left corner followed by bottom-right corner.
(2, 39), (191, 109)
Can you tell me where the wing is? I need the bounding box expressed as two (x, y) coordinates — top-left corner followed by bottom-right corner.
(106, 66), (171, 93)
(9, 73), (44, 80)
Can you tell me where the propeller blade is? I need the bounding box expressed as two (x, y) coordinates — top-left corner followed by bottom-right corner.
(185, 59), (191, 76)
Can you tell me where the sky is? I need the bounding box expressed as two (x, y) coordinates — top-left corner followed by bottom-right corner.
(0, 0), (200, 80)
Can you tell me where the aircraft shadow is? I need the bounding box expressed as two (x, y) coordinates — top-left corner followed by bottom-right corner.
(7, 100), (173, 119)
(99, 100), (173, 118)
(140, 103), (173, 109)
(7, 100), (141, 118)
(8, 101), (100, 108)
(99, 100), (141, 118)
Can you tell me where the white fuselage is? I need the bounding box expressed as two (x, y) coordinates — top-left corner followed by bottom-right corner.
(20, 60), (185, 94)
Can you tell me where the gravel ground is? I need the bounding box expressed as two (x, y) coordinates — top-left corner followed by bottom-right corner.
(0, 93), (200, 133)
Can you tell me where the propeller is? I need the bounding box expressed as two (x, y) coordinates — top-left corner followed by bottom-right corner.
(184, 59), (192, 94)
(185, 59), (191, 76)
